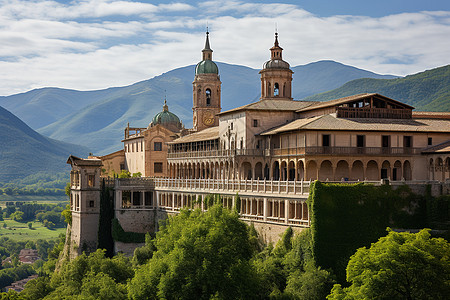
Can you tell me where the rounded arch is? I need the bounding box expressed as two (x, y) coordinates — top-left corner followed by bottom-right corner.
(306, 160), (317, 180)
(297, 160), (305, 181)
(381, 160), (391, 179)
(288, 160), (296, 181)
(280, 161), (288, 181)
(366, 160), (379, 180)
(403, 160), (412, 181)
(351, 160), (364, 181)
(264, 163), (270, 180)
(241, 161), (252, 180)
(319, 160), (333, 181)
(272, 161), (280, 180)
(393, 160), (402, 181)
(335, 160), (349, 181)
(255, 162), (263, 180)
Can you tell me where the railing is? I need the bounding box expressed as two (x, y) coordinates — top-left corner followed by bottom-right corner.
(271, 146), (422, 156)
(337, 107), (412, 119)
(167, 148), (264, 159)
(116, 177), (155, 188)
(154, 178), (311, 195)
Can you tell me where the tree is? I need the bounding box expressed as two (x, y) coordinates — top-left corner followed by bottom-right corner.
(27, 222), (32, 230)
(327, 228), (450, 300)
(128, 205), (259, 300)
(118, 170), (131, 178)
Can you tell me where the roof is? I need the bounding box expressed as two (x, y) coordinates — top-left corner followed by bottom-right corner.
(195, 60), (219, 74)
(260, 114), (450, 135)
(412, 111), (450, 120)
(296, 93), (415, 113)
(218, 99), (316, 116)
(67, 155), (102, 166)
(169, 126), (219, 144)
(422, 140), (450, 154)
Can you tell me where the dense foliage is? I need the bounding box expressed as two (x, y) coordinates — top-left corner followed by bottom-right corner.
(2, 202), (66, 229)
(328, 229), (450, 300)
(308, 181), (427, 281)
(0, 173), (68, 195)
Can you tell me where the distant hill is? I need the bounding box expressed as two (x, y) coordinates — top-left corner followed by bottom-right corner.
(304, 64), (450, 111)
(0, 60), (394, 154)
(0, 106), (89, 182)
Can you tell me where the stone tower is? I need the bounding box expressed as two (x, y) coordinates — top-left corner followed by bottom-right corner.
(259, 32), (293, 100)
(192, 30), (221, 131)
(67, 155), (102, 258)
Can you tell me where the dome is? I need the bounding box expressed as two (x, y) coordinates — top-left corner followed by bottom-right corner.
(262, 59), (290, 70)
(151, 100), (182, 131)
(195, 60), (219, 75)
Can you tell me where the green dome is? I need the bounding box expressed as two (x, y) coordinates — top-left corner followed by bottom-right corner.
(195, 60), (219, 75)
(151, 100), (182, 131)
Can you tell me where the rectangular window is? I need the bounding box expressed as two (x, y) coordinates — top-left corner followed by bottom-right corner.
(428, 137), (432, 145)
(88, 175), (95, 187)
(132, 192), (141, 206)
(122, 191), (131, 208)
(357, 135), (365, 147)
(154, 162), (163, 173)
(322, 134), (330, 147)
(145, 192), (153, 206)
(404, 136), (412, 148)
(382, 135), (390, 148)
(230, 122), (233, 130)
(89, 200), (95, 208)
(154, 142), (162, 151)
(253, 119), (258, 127)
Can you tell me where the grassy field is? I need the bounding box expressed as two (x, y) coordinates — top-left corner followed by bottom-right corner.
(0, 195), (67, 208)
(0, 219), (66, 242)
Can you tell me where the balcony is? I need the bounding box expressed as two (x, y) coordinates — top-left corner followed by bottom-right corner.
(271, 146), (422, 157)
(337, 107), (412, 119)
(167, 148), (264, 159)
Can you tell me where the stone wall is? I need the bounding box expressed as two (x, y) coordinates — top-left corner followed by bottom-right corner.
(244, 220), (306, 245)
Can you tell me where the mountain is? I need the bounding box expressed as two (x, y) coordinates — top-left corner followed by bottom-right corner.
(0, 60), (390, 154)
(303, 64), (450, 111)
(0, 106), (89, 182)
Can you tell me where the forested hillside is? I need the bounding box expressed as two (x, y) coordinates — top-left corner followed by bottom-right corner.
(304, 64), (450, 111)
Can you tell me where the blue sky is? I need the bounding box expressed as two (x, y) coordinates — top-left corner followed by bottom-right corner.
(1, 0), (449, 95)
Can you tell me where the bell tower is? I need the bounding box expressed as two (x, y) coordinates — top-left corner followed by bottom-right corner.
(260, 32), (293, 100)
(192, 30), (221, 131)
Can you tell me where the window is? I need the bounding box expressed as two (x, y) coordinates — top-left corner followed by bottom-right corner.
(274, 83), (279, 96)
(145, 192), (153, 206)
(120, 163), (125, 170)
(382, 136), (390, 148)
(154, 162), (163, 173)
(154, 142), (162, 151)
(133, 192), (141, 206)
(89, 200), (95, 208)
(404, 136), (412, 148)
(88, 175), (95, 187)
(253, 119), (259, 127)
(230, 122), (233, 130)
(428, 137), (432, 145)
(206, 89), (211, 106)
(322, 134), (330, 147)
(357, 135), (365, 147)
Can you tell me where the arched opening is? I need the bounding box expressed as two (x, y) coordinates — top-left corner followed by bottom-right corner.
(272, 161), (280, 180)
(206, 88), (211, 106)
(264, 163), (270, 180)
(274, 82), (279, 96)
(288, 161), (295, 181)
(306, 160), (317, 180)
(297, 160), (305, 181)
(381, 160), (391, 179)
(255, 162), (263, 180)
(335, 160), (349, 181)
(351, 160), (364, 181)
(267, 82), (271, 97)
(403, 160), (412, 181)
(429, 158), (434, 180)
(241, 162), (252, 180)
(366, 160), (379, 180)
(436, 158), (444, 181)
(281, 161), (288, 180)
(319, 160), (333, 181)
(393, 160), (402, 181)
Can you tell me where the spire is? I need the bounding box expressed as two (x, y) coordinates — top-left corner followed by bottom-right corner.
(202, 29), (213, 61)
(163, 92), (168, 111)
(270, 31), (283, 60)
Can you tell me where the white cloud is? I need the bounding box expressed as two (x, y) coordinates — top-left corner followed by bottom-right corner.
(0, 0), (449, 95)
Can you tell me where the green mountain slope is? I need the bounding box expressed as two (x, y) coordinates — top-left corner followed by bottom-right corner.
(0, 106), (89, 182)
(303, 65), (450, 111)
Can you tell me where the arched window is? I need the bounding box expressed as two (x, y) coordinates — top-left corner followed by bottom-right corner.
(274, 83), (279, 96)
(206, 89), (211, 106)
(267, 82), (271, 97)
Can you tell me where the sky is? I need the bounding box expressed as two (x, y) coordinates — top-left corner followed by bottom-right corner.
(1, 0), (449, 96)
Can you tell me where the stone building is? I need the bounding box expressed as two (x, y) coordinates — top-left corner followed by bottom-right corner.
(68, 31), (450, 256)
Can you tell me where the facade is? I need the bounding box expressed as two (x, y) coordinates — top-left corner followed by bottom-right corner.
(69, 31), (450, 256)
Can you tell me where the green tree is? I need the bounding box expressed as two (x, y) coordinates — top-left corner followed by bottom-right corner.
(327, 228), (450, 300)
(27, 222), (32, 230)
(128, 205), (259, 300)
(118, 170), (131, 178)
